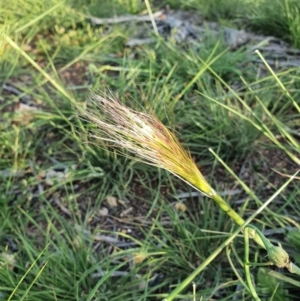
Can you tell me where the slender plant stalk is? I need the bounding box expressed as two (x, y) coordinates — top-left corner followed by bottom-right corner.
(194, 186), (265, 248)
(226, 247), (249, 291)
(244, 229), (261, 301)
(211, 194), (245, 225)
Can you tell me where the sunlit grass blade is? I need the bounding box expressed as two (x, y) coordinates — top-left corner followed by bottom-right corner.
(7, 243), (50, 301)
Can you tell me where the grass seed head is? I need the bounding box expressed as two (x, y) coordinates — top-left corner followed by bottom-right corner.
(79, 93), (215, 197)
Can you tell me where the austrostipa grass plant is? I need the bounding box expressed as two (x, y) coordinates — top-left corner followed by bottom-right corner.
(2, 0), (300, 300)
(78, 92), (300, 300)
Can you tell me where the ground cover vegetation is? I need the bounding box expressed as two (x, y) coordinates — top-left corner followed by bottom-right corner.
(1, 0), (300, 300)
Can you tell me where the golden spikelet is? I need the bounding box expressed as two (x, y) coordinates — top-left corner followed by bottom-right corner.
(78, 93), (215, 197)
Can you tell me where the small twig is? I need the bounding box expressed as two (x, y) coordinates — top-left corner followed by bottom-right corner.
(52, 198), (72, 216)
(252, 58), (300, 68)
(3, 84), (23, 96)
(73, 224), (139, 246)
(3, 83), (30, 102)
(271, 168), (300, 180)
(28, 160), (44, 196)
(120, 206), (134, 217)
(92, 270), (132, 278)
(175, 189), (242, 199)
(90, 10), (164, 25)
(126, 38), (154, 47)
(109, 215), (173, 226)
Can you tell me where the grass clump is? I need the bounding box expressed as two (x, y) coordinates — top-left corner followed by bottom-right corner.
(246, 0), (300, 48)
